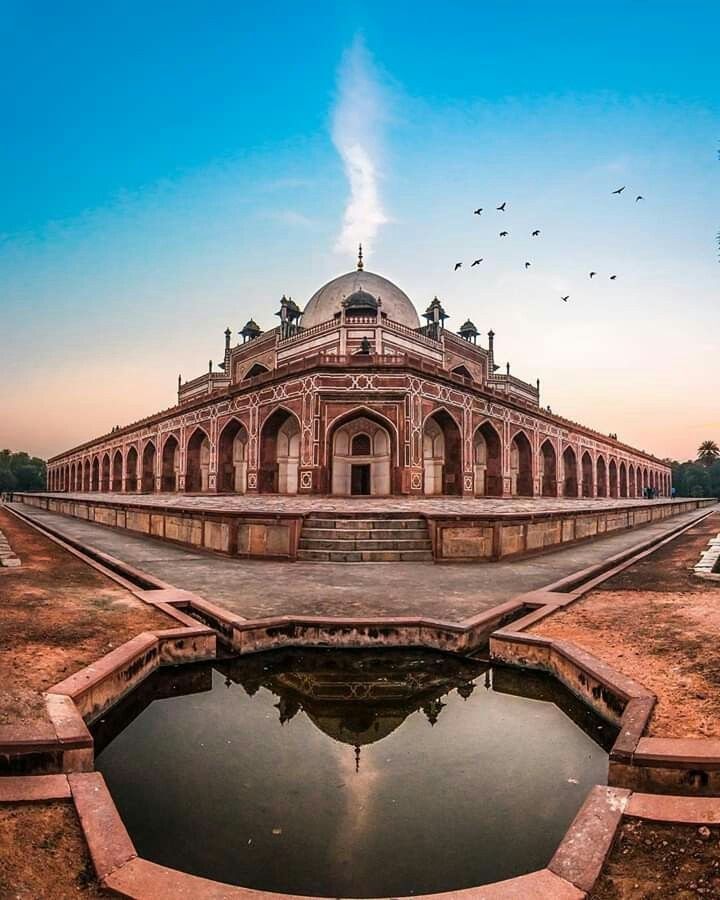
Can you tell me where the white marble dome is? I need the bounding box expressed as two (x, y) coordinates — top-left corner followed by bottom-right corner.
(301, 268), (420, 330)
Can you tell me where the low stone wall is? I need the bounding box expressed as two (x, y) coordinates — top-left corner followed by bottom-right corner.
(11, 493), (715, 563)
(15, 493), (303, 560)
(430, 498), (715, 562)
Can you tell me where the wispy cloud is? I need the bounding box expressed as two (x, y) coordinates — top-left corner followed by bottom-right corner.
(261, 209), (314, 227)
(332, 37), (388, 260)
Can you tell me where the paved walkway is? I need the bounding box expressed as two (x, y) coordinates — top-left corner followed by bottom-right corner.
(10, 502), (715, 624)
(33, 491), (683, 516)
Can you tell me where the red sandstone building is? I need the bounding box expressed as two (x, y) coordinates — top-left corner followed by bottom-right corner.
(47, 254), (671, 499)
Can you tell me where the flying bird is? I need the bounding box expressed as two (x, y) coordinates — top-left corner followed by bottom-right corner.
(589, 272), (597, 278)
(454, 262), (463, 271)
(496, 202), (506, 211)
(524, 261), (531, 269)
(471, 258), (483, 266)
(635, 195), (643, 202)
(612, 186), (625, 194)
(610, 275), (617, 280)
(499, 231), (509, 237)
(473, 208), (483, 215)
(561, 296), (570, 302)
(532, 230), (541, 237)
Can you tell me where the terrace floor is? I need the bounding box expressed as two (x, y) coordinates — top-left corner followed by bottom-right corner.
(9, 502), (714, 624)
(36, 491), (681, 516)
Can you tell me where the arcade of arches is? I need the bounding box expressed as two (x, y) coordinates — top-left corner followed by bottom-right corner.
(47, 407), (672, 499)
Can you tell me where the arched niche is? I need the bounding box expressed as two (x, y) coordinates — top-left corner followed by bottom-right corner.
(423, 410), (462, 495)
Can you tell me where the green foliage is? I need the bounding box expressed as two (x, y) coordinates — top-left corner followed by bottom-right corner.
(0, 449), (47, 492)
(671, 458), (720, 498)
(697, 440), (720, 467)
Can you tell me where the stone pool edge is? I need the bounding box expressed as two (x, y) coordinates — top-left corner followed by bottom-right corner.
(4, 774), (719, 899)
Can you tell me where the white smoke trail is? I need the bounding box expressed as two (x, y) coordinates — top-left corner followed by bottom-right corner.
(332, 38), (388, 260)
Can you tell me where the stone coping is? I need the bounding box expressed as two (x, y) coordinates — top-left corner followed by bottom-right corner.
(5, 773), (719, 898)
(693, 530), (720, 581)
(489, 509), (720, 795)
(15, 490), (711, 521)
(3, 505), (720, 895)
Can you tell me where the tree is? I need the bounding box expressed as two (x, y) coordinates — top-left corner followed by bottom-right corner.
(697, 440), (720, 467)
(0, 450), (47, 492)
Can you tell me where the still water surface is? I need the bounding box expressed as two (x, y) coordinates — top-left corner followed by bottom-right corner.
(93, 649), (615, 897)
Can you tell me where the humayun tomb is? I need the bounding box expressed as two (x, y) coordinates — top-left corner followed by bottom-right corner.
(47, 250), (671, 500)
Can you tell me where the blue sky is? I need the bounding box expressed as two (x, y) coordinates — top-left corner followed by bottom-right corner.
(1, 1), (718, 459)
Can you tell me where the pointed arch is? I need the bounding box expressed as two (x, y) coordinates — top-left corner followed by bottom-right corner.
(473, 420), (503, 497)
(161, 435), (180, 492)
(562, 445), (578, 497)
(217, 418), (249, 493)
(423, 408), (462, 495)
(259, 407), (301, 494)
(125, 446), (139, 492)
(596, 455), (607, 498)
(141, 441), (157, 492)
(329, 411), (394, 495)
(628, 464), (636, 498)
(83, 458), (91, 491)
(91, 456), (100, 491)
(540, 439), (557, 497)
(581, 451), (593, 497)
(186, 426), (211, 492)
(609, 458), (618, 498)
(100, 453), (110, 492)
(510, 429), (533, 497)
(619, 461), (628, 498)
(112, 449), (123, 492)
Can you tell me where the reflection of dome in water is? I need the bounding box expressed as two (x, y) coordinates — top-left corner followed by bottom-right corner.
(301, 269), (420, 330)
(307, 710), (407, 746)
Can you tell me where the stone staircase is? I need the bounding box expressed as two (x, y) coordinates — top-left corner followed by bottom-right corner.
(297, 513), (433, 562)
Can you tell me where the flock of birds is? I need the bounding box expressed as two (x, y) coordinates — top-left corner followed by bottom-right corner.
(453, 187), (645, 302)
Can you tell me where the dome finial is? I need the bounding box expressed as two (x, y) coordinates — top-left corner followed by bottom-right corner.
(357, 243), (364, 270)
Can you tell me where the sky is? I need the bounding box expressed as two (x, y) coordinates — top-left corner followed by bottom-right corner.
(1, 1), (718, 462)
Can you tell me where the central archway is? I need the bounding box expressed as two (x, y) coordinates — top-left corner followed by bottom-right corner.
(540, 440), (557, 497)
(186, 427), (211, 492)
(217, 419), (248, 493)
(473, 422), (503, 496)
(330, 414), (392, 496)
(423, 410), (462, 496)
(510, 431), (533, 497)
(259, 408), (301, 494)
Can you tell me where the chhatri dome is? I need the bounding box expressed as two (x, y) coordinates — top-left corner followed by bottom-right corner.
(301, 245), (421, 330)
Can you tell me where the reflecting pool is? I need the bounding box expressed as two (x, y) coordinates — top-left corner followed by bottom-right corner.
(93, 649), (616, 897)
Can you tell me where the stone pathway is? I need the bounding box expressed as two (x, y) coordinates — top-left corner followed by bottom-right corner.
(10, 502), (714, 624)
(32, 491), (683, 516)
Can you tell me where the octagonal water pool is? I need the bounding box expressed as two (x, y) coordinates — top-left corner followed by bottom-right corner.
(93, 649), (616, 897)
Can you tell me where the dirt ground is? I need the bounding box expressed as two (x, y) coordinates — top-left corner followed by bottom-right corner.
(531, 514), (720, 738)
(0, 801), (107, 899)
(590, 818), (720, 899)
(0, 506), (172, 726)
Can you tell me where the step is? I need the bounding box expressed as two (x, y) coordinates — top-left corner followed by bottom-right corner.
(299, 538), (433, 551)
(300, 526), (428, 541)
(296, 549), (434, 563)
(305, 517), (426, 530)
